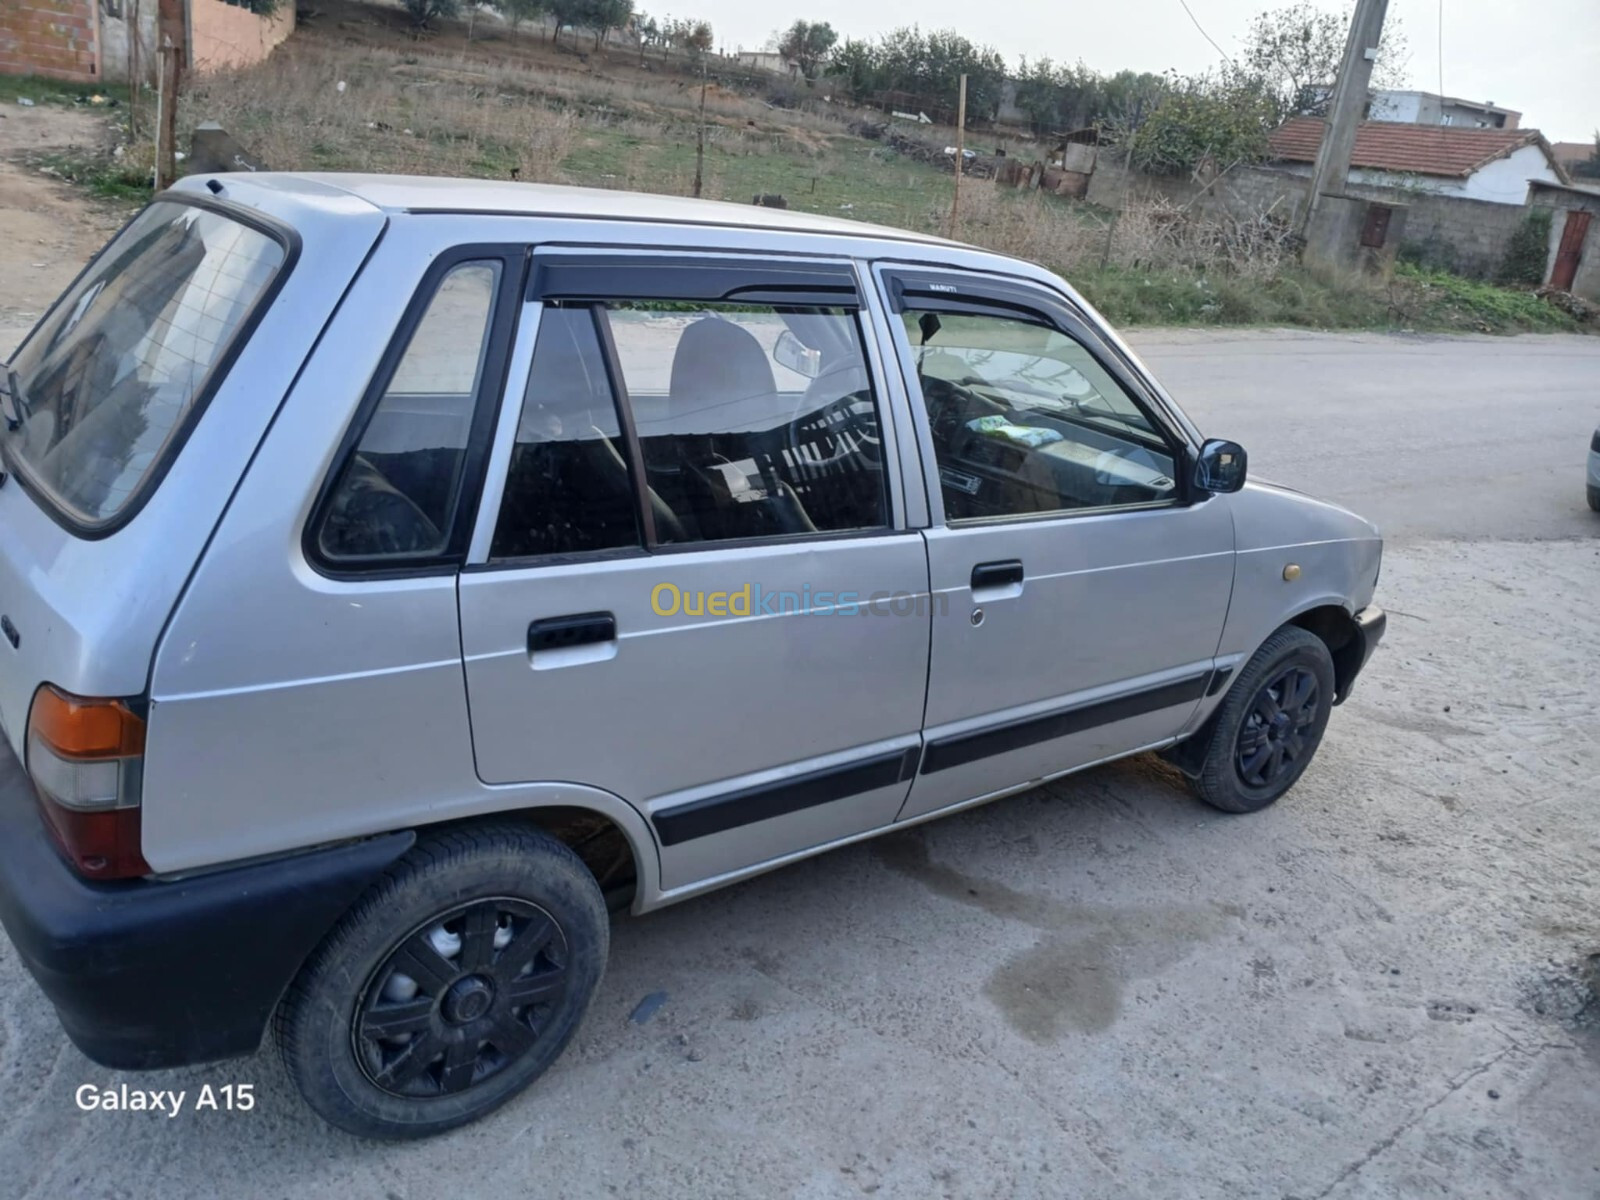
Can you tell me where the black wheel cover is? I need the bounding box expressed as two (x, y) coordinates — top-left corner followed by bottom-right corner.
(353, 897), (570, 1098)
(1234, 665), (1321, 790)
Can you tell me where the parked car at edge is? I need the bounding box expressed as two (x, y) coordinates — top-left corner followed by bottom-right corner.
(0, 175), (1385, 1138)
(1588, 423), (1600, 511)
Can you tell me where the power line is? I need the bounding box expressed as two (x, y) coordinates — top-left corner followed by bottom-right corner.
(1177, 0), (1234, 65)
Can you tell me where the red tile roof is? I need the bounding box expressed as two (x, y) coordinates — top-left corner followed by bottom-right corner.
(1267, 117), (1553, 179)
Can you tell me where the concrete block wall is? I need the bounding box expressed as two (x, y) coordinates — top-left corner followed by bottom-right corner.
(1088, 159), (1530, 279)
(1533, 190), (1600, 302)
(0, 0), (99, 83)
(1349, 185), (1528, 278)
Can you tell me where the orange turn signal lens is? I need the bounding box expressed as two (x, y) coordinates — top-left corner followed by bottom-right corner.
(28, 685), (145, 760)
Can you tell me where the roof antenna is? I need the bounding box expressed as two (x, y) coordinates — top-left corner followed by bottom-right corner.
(205, 178), (224, 195)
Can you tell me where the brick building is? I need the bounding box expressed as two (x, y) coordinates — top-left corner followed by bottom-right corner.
(0, 0), (293, 86)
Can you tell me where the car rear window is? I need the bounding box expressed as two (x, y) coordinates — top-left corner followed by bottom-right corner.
(1, 200), (287, 528)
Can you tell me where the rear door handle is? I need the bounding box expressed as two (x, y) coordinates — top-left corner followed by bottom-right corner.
(528, 612), (616, 654)
(971, 560), (1024, 590)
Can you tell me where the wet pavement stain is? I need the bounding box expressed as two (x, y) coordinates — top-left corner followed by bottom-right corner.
(872, 831), (1232, 1042)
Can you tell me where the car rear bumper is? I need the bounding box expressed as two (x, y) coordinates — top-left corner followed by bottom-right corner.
(0, 737), (412, 1070)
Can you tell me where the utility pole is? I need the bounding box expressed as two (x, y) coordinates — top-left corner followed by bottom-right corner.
(947, 73), (968, 239)
(155, 0), (187, 190)
(692, 57), (707, 198)
(1300, 0), (1388, 250)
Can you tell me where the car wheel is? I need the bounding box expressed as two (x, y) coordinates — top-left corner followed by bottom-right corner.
(276, 822), (608, 1139)
(1191, 626), (1335, 814)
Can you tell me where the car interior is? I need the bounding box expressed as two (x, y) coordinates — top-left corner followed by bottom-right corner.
(905, 310), (1179, 520)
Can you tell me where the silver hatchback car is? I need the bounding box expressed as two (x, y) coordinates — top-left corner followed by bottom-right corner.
(0, 175), (1384, 1138)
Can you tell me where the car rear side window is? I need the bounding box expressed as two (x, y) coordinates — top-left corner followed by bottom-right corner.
(2, 201), (286, 528)
(316, 261), (501, 563)
(605, 302), (888, 545)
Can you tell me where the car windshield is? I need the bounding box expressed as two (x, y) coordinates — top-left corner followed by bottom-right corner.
(0, 201), (286, 526)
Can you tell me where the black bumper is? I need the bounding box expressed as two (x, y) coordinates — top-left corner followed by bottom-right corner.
(1335, 605), (1387, 703)
(0, 736), (413, 1070)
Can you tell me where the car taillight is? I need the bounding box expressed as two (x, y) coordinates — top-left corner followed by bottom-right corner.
(25, 685), (150, 879)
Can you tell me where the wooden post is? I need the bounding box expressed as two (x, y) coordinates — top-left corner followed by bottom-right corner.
(692, 58), (707, 198)
(947, 73), (968, 239)
(155, 0), (186, 191)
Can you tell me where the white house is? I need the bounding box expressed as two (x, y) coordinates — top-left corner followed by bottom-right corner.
(1267, 119), (1568, 206)
(1365, 90), (1520, 130)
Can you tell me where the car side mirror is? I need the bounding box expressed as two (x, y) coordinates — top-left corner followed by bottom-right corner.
(1194, 439), (1247, 494)
(773, 329), (822, 379)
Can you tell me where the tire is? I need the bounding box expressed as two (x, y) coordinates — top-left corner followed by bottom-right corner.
(276, 822), (608, 1140)
(1190, 626), (1336, 814)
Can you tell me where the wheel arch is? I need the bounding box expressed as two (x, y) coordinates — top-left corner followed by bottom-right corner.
(1285, 602), (1365, 704)
(404, 784), (661, 914)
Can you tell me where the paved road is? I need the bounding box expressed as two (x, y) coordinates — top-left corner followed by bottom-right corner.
(1129, 329), (1600, 541)
(0, 329), (1597, 1199)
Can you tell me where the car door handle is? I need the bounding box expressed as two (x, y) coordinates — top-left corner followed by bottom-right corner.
(528, 612), (617, 654)
(971, 560), (1024, 590)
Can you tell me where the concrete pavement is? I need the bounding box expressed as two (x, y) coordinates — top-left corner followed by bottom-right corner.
(0, 328), (1596, 1198)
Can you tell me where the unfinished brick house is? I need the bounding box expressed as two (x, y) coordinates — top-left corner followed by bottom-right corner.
(0, 0), (293, 86)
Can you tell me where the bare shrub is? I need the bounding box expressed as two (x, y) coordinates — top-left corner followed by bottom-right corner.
(944, 183), (1296, 282)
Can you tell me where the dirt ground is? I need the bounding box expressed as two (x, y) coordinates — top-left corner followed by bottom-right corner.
(0, 103), (129, 339)
(0, 104), (1597, 1200)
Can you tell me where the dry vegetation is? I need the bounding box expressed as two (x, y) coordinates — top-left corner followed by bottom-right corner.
(18, 0), (1584, 333)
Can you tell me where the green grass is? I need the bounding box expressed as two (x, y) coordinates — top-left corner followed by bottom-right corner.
(559, 125), (956, 228)
(0, 74), (130, 108)
(1391, 263), (1578, 333)
(1069, 263), (1582, 335)
(32, 148), (152, 204)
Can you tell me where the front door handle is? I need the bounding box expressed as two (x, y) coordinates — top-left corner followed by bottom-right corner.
(528, 612), (616, 654)
(971, 560), (1024, 590)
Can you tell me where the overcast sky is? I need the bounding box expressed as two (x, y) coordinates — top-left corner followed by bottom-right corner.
(694, 0), (1598, 144)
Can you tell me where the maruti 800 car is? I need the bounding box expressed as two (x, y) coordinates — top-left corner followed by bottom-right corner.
(0, 174), (1383, 1138)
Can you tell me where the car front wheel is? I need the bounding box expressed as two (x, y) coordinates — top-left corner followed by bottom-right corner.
(276, 822), (608, 1139)
(1190, 626), (1336, 814)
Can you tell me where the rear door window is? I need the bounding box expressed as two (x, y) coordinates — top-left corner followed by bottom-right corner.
(2, 201), (288, 528)
(604, 301), (888, 545)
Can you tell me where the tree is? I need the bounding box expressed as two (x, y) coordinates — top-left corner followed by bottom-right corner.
(496, 0), (545, 41)
(823, 26), (1004, 122)
(1241, 1), (1408, 120)
(584, 0), (632, 48)
(632, 11), (661, 63)
(543, 0), (588, 42)
(1574, 133), (1600, 180)
(1127, 67), (1277, 175)
(662, 16), (713, 58)
(776, 20), (838, 80)
(402, 0), (459, 29)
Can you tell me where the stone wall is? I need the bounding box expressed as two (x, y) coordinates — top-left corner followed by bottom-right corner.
(0, 0), (98, 83)
(1088, 158), (1533, 279)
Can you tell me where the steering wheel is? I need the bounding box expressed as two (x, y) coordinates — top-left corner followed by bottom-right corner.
(787, 383), (881, 470)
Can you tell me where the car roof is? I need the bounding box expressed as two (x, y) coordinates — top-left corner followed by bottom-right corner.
(207, 172), (960, 249)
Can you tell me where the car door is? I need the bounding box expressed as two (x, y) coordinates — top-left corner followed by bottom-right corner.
(458, 253), (931, 893)
(874, 264), (1236, 822)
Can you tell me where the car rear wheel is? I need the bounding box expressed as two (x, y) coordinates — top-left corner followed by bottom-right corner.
(1190, 626), (1336, 814)
(276, 822), (608, 1139)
